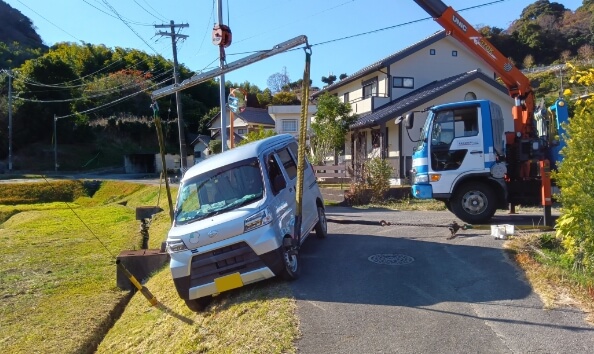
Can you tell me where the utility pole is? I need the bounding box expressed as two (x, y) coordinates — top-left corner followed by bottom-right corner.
(155, 21), (189, 171)
(54, 115), (58, 172)
(214, 0), (231, 152)
(7, 69), (13, 171)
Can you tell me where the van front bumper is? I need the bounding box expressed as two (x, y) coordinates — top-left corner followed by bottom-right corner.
(169, 225), (286, 300)
(173, 242), (284, 300)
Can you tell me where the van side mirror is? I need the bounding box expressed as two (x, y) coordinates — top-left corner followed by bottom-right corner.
(404, 112), (414, 130)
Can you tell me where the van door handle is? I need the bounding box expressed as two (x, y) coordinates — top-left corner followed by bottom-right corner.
(470, 150), (483, 154)
(289, 187), (293, 192)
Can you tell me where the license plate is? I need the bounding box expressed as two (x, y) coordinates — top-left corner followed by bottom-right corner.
(214, 272), (243, 293)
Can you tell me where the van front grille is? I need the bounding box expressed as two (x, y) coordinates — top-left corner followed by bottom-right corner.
(189, 242), (265, 288)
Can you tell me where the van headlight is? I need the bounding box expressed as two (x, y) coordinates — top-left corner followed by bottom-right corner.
(166, 239), (188, 253)
(414, 174), (429, 184)
(244, 207), (273, 232)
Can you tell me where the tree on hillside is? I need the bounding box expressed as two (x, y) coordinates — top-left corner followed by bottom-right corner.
(577, 44), (594, 63)
(523, 54), (536, 69)
(257, 88), (273, 107)
(310, 92), (357, 165)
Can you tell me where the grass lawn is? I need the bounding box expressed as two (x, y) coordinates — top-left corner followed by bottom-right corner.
(0, 180), (298, 353)
(0, 181), (173, 353)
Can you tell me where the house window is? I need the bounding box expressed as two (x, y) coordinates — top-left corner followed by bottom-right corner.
(237, 128), (247, 135)
(393, 77), (414, 89)
(282, 119), (298, 132)
(464, 92), (477, 100)
(362, 78), (377, 99)
(343, 92), (349, 103)
(430, 49), (436, 55)
(452, 50), (458, 57)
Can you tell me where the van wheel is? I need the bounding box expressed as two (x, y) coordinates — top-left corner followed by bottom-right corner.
(450, 182), (496, 224)
(184, 297), (212, 312)
(314, 206), (327, 238)
(281, 245), (300, 280)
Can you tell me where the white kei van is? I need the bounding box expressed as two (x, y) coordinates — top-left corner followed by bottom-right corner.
(166, 134), (327, 311)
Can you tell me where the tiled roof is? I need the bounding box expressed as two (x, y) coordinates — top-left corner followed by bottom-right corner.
(312, 31), (446, 98)
(188, 134), (212, 147)
(350, 69), (508, 129)
(235, 107), (275, 126)
(207, 107), (276, 128)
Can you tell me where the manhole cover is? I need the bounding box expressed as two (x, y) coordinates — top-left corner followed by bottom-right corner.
(368, 254), (414, 265)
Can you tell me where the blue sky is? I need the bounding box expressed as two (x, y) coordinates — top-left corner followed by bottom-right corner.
(5, 0), (584, 90)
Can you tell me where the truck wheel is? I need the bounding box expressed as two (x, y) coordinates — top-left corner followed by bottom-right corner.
(314, 206), (328, 238)
(281, 243), (301, 280)
(184, 297), (212, 312)
(450, 182), (496, 224)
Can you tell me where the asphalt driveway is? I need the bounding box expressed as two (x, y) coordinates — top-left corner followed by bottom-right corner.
(292, 206), (594, 354)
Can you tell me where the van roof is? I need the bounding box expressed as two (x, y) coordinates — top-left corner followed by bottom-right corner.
(183, 134), (296, 179)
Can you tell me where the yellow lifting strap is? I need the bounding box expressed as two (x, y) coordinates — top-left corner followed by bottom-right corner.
(294, 45), (312, 246)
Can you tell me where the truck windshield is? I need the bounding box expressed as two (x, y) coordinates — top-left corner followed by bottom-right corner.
(415, 112), (433, 151)
(174, 158), (264, 225)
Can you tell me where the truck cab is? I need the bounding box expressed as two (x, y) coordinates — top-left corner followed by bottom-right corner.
(410, 100), (508, 224)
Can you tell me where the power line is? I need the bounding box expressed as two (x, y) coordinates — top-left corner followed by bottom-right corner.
(133, 0), (167, 22)
(82, 0), (154, 26)
(9, 65), (170, 91)
(55, 76), (172, 119)
(14, 0), (83, 43)
(12, 69), (173, 103)
(100, 0), (161, 54)
(226, 0), (507, 56)
(142, 0), (169, 22)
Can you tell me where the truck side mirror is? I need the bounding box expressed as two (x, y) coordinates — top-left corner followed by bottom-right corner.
(404, 112), (414, 130)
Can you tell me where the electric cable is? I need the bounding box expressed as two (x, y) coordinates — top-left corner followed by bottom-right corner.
(100, 0), (161, 55)
(12, 65), (170, 91)
(141, 0), (169, 22)
(226, 0), (507, 56)
(13, 69), (173, 103)
(54, 76), (171, 119)
(14, 0), (83, 43)
(133, 0), (166, 22)
(82, 0), (153, 26)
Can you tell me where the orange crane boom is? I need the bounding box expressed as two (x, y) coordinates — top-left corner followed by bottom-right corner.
(414, 0), (534, 137)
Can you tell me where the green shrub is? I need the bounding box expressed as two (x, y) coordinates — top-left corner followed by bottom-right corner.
(366, 158), (393, 203)
(554, 63), (594, 273)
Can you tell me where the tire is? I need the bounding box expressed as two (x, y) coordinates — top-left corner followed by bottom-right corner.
(280, 243), (301, 280)
(184, 297), (212, 312)
(314, 206), (328, 238)
(450, 182), (497, 224)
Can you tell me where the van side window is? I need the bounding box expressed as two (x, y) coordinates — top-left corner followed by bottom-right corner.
(267, 154), (286, 195)
(288, 142), (299, 162)
(277, 148), (297, 180)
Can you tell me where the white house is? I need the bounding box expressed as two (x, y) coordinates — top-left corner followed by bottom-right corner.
(268, 105), (317, 137)
(312, 30), (515, 184)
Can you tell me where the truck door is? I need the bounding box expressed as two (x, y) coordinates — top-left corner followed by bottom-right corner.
(429, 105), (485, 194)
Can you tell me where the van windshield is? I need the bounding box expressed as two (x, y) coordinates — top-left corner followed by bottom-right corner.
(174, 158), (264, 225)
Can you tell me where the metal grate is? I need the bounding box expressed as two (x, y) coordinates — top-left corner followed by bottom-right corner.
(368, 254), (414, 265)
(189, 242), (265, 288)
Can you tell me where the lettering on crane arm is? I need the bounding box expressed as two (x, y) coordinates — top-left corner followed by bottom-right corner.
(452, 15), (468, 32)
(469, 36), (497, 60)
